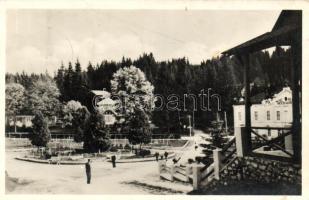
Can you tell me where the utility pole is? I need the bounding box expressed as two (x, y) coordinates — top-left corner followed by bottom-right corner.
(188, 115), (192, 138)
(192, 109), (195, 134)
(224, 111), (228, 133)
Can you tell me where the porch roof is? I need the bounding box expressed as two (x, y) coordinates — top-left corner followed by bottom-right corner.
(222, 10), (301, 56)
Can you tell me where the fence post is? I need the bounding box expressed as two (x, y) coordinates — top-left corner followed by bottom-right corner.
(192, 163), (203, 190)
(170, 164), (176, 181)
(213, 148), (222, 180)
(185, 164), (192, 182)
(158, 160), (166, 174)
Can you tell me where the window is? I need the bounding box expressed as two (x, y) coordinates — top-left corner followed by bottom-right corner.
(238, 112), (241, 121)
(277, 111), (280, 121)
(254, 111), (258, 121)
(267, 111), (270, 120)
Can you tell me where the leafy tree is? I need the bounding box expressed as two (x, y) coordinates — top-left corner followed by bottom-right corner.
(111, 65), (154, 147)
(83, 112), (111, 152)
(28, 79), (61, 118)
(127, 108), (152, 149)
(111, 65), (155, 116)
(29, 111), (51, 147)
(5, 83), (25, 133)
(63, 100), (90, 142)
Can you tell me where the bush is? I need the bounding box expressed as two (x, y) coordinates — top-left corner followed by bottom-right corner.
(138, 149), (151, 158)
(124, 144), (131, 150)
(109, 146), (118, 152)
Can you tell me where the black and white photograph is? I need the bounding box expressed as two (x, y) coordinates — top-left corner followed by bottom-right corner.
(2, 1), (307, 197)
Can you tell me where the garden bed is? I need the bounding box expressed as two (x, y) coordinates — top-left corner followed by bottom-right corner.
(15, 156), (87, 165)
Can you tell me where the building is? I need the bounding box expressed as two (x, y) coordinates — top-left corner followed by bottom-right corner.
(233, 87), (293, 151)
(7, 115), (34, 128)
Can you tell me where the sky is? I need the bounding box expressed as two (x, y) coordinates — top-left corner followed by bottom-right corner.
(6, 10), (281, 74)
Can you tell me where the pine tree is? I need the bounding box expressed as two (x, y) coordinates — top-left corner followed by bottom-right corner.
(83, 112), (111, 152)
(29, 111), (51, 148)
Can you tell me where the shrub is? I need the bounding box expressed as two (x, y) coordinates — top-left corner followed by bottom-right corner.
(109, 146), (118, 152)
(138, 149), (151, 158)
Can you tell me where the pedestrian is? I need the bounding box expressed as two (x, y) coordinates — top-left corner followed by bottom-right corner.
(154, 152), (159, 161)
(111, 155), (116, 168)
(85, 159), (91, 184)
(160, 155), (164, 160)
(172, 157), (181, 164)
(164, 151), (168, 161)
(195, 145), (198, 151)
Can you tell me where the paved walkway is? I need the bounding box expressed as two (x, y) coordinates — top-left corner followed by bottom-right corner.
(6, 151), (192, 194)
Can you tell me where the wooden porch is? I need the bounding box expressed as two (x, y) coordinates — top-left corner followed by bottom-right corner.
(222, 10), (302, 164)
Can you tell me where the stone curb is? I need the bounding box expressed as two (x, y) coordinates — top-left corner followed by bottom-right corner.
(15, 157), (87, 165)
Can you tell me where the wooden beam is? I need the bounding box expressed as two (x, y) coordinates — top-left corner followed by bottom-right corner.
(250, 152), (293, 163)
(235, 54), (252, 156)
(242, 54), (252, 154)
(291, 26), (302, 164)
(251, 129), (293, 157)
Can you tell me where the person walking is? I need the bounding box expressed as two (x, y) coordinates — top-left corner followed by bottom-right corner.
(85, 159), (91, 184)
(154, 152), (159, 161)
(164, 151), (168, 161)
(111, 155), (116, 168)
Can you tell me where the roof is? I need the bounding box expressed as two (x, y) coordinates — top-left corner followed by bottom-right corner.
(234, 92), (266, 105)
(234, 87), (291, 105)
(222, 10), (301, 56)
(97, 97), (116, 106)
(91, 90), (111, 98)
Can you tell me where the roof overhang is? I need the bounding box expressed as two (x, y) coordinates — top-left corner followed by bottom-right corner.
(222, 10), (301, 56)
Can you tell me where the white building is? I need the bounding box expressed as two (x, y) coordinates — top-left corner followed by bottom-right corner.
(233, 87), (292, 148)
(7, 115), (34, 128)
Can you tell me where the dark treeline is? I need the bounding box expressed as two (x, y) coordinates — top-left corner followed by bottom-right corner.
(6, 46), (292, 135)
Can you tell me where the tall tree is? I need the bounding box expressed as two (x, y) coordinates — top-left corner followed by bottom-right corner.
(28, 79), (60, 118)
(83, 112), (111, 152)
(5, 83), (25, 133)
(111, 65), (155, 146)
(29, 111), (51, 148)
(63, 100), (90, 142)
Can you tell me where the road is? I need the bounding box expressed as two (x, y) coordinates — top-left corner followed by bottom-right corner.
(6, 150), (192, 194)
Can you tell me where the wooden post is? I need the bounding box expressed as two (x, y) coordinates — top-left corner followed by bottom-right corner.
(242, 54), (252, 154)
(236, 54), (252, 155)
(185, 164), (192, 182)
(170, 164), (176, 181)
(192, 163), (203, 190)
(213, 148), (222, 180)
(158, 160), (166, 174)
(291, 28), (302, 164)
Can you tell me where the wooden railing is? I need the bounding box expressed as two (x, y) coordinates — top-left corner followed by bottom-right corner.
(250, 126), (293, 159)
(199, 136), (236, 186)
(158, 136), (237, 190)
